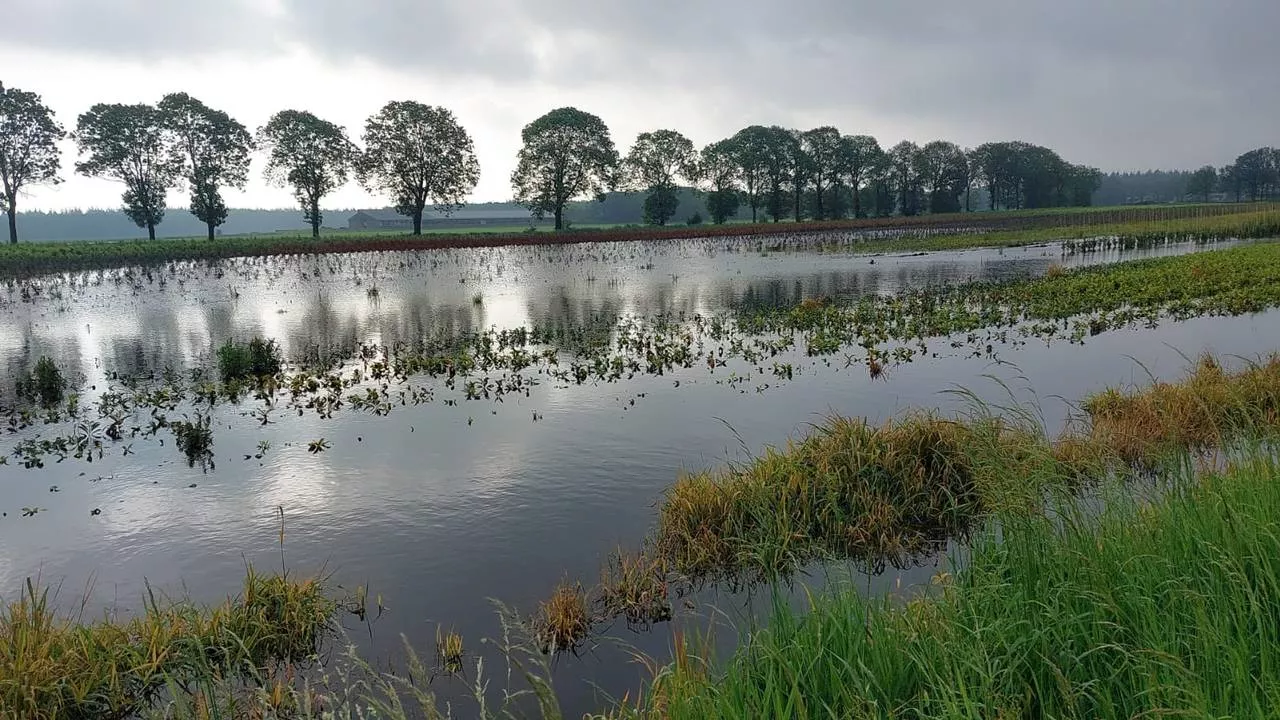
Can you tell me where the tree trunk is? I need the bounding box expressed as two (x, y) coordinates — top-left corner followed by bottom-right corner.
(554, 205), (563, 231)
(413, 208), (423, 236)
(852, 185), (862, 219)
(147, 222), (156, 241)
(793, 186), (801, 222)
(206, 222), (216, 242)
(815, 184), (824, 220)
(6, 206), (16, 244)
(311, 199), (321, 238)
(751, 204), (757, 223)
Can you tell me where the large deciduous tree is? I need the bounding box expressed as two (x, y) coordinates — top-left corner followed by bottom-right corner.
(74, 103), (182, 241)
(357, 101), (480, 235)
(511, 107), (619, 231)
(837, 134), (882, 219)
(800, 127), (842, 220)
(760, 126), (797, 223)
(916, 140), (970, 213)
(888, 141), (922, 216)
(0, 82), (64, 244)
(158, 92), (252, 241)
(623, 129), (697, 226)
(257, 110), (356, 238)
(1231, 147), (1279, 201)
(700, 139), (741, 224)
(727, 125), (772, 222)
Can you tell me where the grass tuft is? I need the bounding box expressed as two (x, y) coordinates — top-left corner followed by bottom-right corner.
(534, 579), (593, 655)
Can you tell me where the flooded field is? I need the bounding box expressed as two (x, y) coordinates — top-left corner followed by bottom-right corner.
(0, 233), (1273, 714)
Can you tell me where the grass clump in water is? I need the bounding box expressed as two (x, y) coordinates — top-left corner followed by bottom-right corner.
(16, 355), (66, 408)
(1082, 352), (1280, 465)
(0, 567), (335, 719)
(615, 450), (1280, 719)
(216, 336), (283, 383)
(655, 411), (1087, 585)
(599, 549), (672, 628)
(534, 579), (593, 655)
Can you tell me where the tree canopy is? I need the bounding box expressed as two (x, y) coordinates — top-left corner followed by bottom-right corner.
(624, 129), (698, 226)
(257, 110), (356, 238)
(511, 107), (619, 230)
(74, 103), (182, 241)
(158, 92), (253, 241)
(700, 139), (742, 224)
(357, 101), (480, 235)
(0, 82), (64, 244)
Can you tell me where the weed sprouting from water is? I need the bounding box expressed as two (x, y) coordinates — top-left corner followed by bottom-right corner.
(171, 413), (214, 469)
(16, 356), (66, 407)
(217, 336), (283, 383)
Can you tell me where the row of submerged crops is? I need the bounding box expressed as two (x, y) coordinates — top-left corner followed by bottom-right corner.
(5, 239), (1280, 474)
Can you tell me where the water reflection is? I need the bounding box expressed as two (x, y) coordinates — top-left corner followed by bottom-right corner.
(0, 236), (1262, 716)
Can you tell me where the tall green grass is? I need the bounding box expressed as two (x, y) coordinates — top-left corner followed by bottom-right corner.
(617, 449), (1280, 719)
(0, 567), (334, 719)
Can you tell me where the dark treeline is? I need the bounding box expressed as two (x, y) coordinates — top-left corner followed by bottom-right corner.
(2, 79), (1270, 243)
(1097, 148), (1280, 205)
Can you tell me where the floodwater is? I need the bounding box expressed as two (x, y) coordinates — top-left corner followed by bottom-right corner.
(0, 234), (1273, 715)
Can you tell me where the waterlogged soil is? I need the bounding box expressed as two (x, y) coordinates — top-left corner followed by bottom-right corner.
(0, 234), (1274, 715)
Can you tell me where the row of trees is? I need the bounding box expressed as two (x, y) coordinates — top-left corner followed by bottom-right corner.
(511, 112), (1106, 229)
(0, 82), (479, 242)
(1185, 148), (1280, 203)
(2, 81), (1112, 243)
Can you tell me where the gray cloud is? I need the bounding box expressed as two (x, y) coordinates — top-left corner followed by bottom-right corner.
(4, 0), (1279, 169)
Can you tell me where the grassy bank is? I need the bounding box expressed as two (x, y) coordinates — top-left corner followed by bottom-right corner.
(649, 353), (1280, 589)
(0, 566), (334, 718)
(0, 203), (1272, 277)
(613, 448), (1280, 719)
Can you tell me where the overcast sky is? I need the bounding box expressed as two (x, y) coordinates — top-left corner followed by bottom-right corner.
(3, 0), (1277, 212)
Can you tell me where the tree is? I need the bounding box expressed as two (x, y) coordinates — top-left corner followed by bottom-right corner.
(74, 103), (181, 241)
(760, 126), (797, 222)
(1231, 147), (1279, 201)
(888, 141), (922, 215)
(1065, 164), (1103, 207)
(1185, 165), (1217, 202)
(257, 110), (356, 238)
(700, 139), (741, 223)
(800, 127), (842, 220)
(511, 107), (619, 231)
(1219, 164), (1243, 202)
(357, 101), (480, 235)
(158, 93), (252, 241)
(915, 141), (969, 213)
(623, 129), (698, 226)
(837, 134), (881, 218)
(0, 82), (64, 244)
(787, 129), (812, 221)
(727, 126), (773, 223)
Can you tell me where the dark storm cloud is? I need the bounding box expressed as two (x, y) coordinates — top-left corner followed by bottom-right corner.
(5, 0), (1278, 168)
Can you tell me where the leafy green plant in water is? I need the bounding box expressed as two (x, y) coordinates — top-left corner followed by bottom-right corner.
(217, 336), (282, 382)
(171, 413), (214, 469)
(16, 356), (66, 407)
